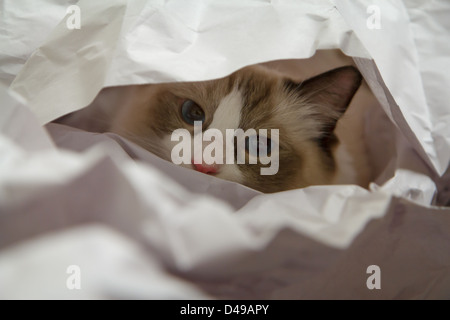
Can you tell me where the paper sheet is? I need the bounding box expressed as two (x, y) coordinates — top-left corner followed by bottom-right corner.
(1, 0), (450, 299)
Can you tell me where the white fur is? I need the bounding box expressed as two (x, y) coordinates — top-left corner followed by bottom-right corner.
(161, 88), (245, 182)
(209, 87), (242, 132)
(208, 87), (244, 182)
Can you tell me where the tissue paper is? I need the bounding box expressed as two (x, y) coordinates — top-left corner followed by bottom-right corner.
(1, 0), (450, 299)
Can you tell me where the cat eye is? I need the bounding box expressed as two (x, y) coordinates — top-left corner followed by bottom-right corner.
(245, 135), (272, 157)
(181, 99), (205, 125)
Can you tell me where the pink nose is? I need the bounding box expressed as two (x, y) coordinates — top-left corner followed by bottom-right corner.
(192, 162), (218, 174)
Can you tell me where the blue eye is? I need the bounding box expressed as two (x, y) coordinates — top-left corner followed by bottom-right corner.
(245, 135), (272, 156)
(181, 100), (205, 125)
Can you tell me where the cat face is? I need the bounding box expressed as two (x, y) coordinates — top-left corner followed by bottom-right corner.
(110, 65), (362, 193)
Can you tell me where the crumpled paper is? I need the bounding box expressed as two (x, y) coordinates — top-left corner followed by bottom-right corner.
(1, 0), (450, 299)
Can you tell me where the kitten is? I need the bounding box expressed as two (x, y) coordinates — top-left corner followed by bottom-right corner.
(58, 64), (363, 193)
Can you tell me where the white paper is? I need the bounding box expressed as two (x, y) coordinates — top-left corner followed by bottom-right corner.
(1, 0), (450, 299)
(334, 0), (450, 176)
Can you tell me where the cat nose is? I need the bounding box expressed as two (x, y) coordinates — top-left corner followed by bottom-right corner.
(192, 161), (219, 174)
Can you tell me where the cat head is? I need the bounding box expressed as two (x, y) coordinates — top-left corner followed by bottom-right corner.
(110, 64), (362, 193)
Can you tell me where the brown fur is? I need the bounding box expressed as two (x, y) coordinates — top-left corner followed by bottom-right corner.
(57, 61), (363, 193)
(103, 65), (361, 192)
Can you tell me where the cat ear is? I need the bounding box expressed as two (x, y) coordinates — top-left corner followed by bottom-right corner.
(286, 66), (362, 134)
(299, 66), (362, 113)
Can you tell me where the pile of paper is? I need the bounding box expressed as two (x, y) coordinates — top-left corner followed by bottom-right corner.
(0, 0), (449, 299)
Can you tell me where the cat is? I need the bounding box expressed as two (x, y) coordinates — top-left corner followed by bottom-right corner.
(57, 64), (364, 193)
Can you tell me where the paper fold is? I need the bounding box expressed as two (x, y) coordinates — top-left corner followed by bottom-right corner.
(1, 0), (450, 299)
